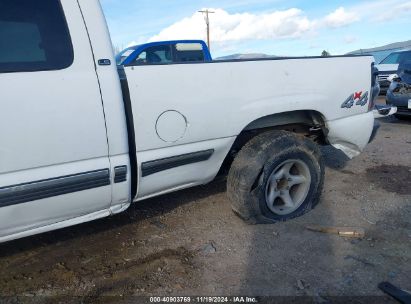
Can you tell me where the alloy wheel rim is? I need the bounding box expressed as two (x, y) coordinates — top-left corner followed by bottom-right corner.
(265, 159), (312, 216)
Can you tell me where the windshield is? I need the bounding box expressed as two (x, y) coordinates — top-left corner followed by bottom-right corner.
(380, 51), (411, 64)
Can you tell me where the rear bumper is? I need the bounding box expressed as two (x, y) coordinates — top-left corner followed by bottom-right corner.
(373, 104), (398, 118)
(386, 91), (410, 108)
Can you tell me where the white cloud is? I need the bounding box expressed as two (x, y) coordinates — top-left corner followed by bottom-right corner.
(341, 0), (411, 23)
(147, 6), (365, 45)
(374, 1), (411, 21)
(323, 7), (359, 28)
(113, 0), (411, 54)
(149, 8), (315, 42)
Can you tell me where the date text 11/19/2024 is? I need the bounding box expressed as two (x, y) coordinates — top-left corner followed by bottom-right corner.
(150, 297), (259, 303)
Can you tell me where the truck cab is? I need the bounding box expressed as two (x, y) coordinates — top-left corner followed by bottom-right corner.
(116, 40), (212, 66)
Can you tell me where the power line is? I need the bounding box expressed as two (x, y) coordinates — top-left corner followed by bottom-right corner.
(198, 9), (215, 51)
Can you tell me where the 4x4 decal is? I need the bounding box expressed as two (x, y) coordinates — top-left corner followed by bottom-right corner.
(341, 91), (369, 108)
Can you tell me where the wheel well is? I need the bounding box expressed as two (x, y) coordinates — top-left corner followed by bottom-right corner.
(218, 110), (328, 176)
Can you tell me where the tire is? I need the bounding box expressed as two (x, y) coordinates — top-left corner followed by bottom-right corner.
(227, 130), (324, 224)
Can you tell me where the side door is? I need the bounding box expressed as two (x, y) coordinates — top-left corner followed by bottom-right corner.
(0, 0), (111, 239)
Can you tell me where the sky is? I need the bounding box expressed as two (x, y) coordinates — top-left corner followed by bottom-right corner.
(100, 0), (411, 58)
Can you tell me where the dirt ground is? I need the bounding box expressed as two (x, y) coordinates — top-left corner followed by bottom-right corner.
(1, 107), (410, 303)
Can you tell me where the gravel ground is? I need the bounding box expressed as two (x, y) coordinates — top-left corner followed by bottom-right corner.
(0, 112), (410, 303)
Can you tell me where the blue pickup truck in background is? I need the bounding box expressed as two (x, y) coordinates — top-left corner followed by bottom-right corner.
(116, 40), (212, 66)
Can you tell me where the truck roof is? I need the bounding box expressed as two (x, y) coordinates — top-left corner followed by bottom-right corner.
(126, 40), (208, 50)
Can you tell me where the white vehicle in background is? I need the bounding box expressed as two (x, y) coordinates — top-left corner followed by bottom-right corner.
(376, 49), (411, 94)
(0, 0), (393, 243)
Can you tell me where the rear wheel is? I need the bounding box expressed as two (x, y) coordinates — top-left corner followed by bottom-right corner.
(227, 130), (324, 224)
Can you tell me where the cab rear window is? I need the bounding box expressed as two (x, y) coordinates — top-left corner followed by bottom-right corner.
(173, 43), (205, 63)
(0, 0), (73, 73)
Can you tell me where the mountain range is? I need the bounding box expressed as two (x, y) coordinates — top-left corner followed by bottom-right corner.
(216, 40), (411, 61)
(215, 53), (276, 60)
(347, 40), (411, 55)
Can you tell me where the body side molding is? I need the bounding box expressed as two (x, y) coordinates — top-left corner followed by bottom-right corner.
(0, 169), (110, 208)
(141, 150), (215, 177)
(114, 166), (128, 183)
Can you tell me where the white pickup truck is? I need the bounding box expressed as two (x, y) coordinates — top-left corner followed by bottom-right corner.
(0, 0), (389, 243)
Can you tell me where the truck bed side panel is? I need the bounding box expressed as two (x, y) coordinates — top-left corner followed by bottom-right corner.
(124, 56), (374, 198)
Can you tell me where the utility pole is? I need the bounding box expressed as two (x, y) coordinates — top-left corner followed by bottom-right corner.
(198, 9), (214, 51)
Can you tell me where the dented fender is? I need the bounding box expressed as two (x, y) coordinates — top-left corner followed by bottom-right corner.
(326, 112), (375, 159)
